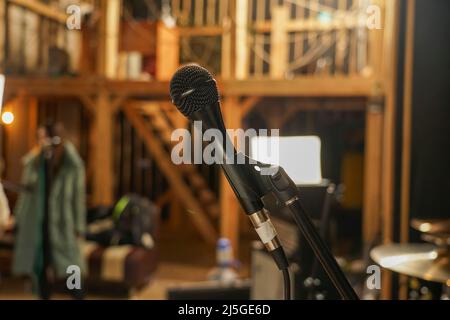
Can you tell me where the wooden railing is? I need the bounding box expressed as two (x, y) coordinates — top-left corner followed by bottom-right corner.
(0, 0), (82, 75)
(1, 0), (387, 82)
(170, 0), (386, 80)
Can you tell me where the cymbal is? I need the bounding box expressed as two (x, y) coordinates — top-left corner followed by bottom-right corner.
(411, 219), (450, 234)
(371, 244), (450, 285)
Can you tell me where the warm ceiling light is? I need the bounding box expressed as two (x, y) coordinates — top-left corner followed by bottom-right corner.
(2, 111), (14, 125)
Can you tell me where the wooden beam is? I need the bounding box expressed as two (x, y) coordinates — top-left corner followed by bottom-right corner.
(8, 0), (66, 24)
(122, 103), (217, 244)
(221, 77), (378, 97)
(399, 0), (415, 300)
(96, 0), (121, 78)
(235, 0), (248, 79)
(91, 90), (115, 205)
(4, 76), (380, 98)
(334, 0), (347, 75)
(253, 16), (361, 33)
(221, 17), (232, 79)
(178, 26), (224, 37)
(363, 99), (383, 247)
(369, 0), (384, 79)
(254, 0), (265, 77)
(194, 0), (203, 26)
(0, 0), (5, 72)
(270, 6), (289, 79)
(156, 21), (180, 81)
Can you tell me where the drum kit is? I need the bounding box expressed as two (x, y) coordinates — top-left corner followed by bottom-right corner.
(370, 218), (450, 299)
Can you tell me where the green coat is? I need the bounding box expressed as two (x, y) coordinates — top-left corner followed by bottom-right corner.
(12, 142), (86, 279)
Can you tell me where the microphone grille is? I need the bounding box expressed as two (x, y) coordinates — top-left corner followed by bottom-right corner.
(169, 64), (219, 117)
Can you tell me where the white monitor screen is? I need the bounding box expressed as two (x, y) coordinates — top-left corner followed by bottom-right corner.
(250, 136), (322, 185)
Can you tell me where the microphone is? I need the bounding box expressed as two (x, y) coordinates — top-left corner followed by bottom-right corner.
(170, 64), (358, 300)
(170, 64), (289, 271)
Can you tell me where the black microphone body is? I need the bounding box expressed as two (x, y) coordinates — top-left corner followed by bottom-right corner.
(191, 104), (266, 214)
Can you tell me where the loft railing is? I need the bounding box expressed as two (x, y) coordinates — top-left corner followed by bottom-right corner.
(0, 0), (387, 82)
(170, 0), (386, 80)
(0, 0), (83, 75)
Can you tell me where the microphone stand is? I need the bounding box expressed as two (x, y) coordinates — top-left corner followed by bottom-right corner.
(215, 148), (358, 300)
(189, 107), (357, 299)
(260, 166), (358, 300)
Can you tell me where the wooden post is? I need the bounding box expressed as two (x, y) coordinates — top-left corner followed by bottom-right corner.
(380, 0), (401, 300)
(222, 0), (236, 79)
(235, 0), (248, 79)
(270, 6), (289, 79)
(0, 0), (5, 71)
(369, 0), (384, 79)
(92, 90), (114, 205)
(156, 21), (179, 81)
(221, 16), (232, 79)
(335, 0), (348, 75)
(220, 96), (242, 257)
(399, 0), (415, 300)
(363, 97), (383, 247)
(97, 0), (121, 78)
(254, 0), (266, 77)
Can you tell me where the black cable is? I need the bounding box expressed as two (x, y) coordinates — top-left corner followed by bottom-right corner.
(269, 246), (291, 300)
(282, 268), (291, 300)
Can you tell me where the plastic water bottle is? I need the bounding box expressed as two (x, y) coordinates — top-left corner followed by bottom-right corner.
(208, 238), (238, 284)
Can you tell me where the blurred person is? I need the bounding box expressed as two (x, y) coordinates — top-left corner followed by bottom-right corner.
(12, 123), (86, 299)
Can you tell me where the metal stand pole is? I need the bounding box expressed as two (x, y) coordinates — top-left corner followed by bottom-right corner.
(268, 168), (359, 300)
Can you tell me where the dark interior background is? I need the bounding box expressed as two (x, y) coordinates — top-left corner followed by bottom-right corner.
(409, 0), (450, 221)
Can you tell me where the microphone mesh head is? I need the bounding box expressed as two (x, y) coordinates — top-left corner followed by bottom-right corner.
(169, 64), (219, 117)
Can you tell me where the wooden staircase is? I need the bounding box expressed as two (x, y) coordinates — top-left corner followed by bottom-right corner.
(122, 101), (220, 244)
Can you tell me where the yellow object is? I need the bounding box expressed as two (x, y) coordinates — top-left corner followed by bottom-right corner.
(341, 152), (364, 209)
